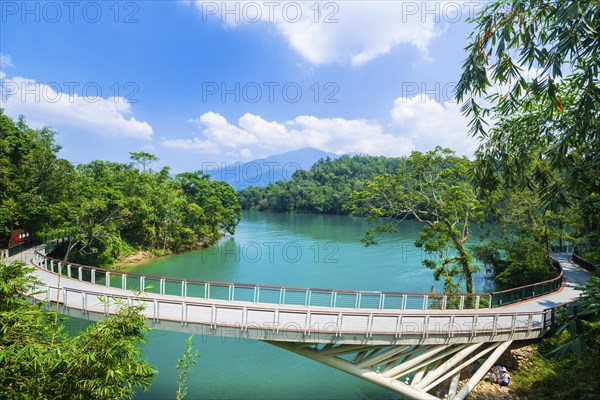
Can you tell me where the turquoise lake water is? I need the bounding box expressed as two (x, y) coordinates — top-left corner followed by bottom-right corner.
(71, 211), (495, 399)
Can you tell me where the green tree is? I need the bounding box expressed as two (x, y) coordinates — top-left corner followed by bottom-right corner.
(348, 148), (481, 294)
(0, 261), (156, 399)
(455, 0), (600, 251)
(473, 184), (559, 288)
(130, 151), (158, 172)
(176, 335), (200, 400)
(177, 171), (242, 244)
(0, 110), (75, 246)
(238, 155), (405, 214)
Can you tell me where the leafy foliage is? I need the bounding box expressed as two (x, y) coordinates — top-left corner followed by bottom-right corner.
(0, 110), (75, 245)
(176, 335), (200, 400)
(348, 148), (481, 293)
(0, 111), (241, 267)
(456, 0), (600, 255)
(0, 261), (156, 399)
(237, 155), (405, 214)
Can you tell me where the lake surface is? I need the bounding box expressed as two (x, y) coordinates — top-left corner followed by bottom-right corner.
(117, 211), (493, 399)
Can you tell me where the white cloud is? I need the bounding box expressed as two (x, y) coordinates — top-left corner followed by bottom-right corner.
(390, 95), (478, 155)
(1, 76), (153, 140)
(191, 111), (257, 147)
(161, 94), (475, 161)
(240, 148), (253, 158)
(191, 1), (472, 65)
(162, 137), (220, 152)
(0, 54), (13, 68)
(177, 111), (414, 159)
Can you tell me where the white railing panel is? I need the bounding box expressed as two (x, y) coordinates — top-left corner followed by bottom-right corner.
(278, 311), (308, 328)
(214, 307), (244, 325)
(371, 315), (398, 332)
(186, 304), (213, 324)
(309, 313), (339, 327)
(341, 314), (370, 332)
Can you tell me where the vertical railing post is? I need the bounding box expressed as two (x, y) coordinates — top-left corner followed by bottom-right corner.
(332, 291), (337, 308)
(57, 262), (62, 275)
(106, 272), (111, 287)
(160, 278), (165, 295)
(81, 291), (86, 314)
(91, 269), (96, 284)
(50, 260), (54, 273)
(78, 267), (82, 281)
(254, 286), (259, 303)
(140, 276), (145, 292)
(422, 294), (428, 310)
(379, 294), (384, 310)
(475, 295), (480, 310)
(122, 274), (127, 290)
(67, 264), (72, 278)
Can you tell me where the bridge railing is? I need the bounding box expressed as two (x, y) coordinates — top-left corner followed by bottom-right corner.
(572, 253), (598, 273)
(35, 283), (549, 341)
(543, 299), (582, 328)
(33, 252), (492, 311)
(489, 258), (564, 307)
(6, 230), (70, 258)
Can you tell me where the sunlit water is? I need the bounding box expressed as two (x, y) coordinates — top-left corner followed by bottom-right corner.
(68, 211), (494, 400)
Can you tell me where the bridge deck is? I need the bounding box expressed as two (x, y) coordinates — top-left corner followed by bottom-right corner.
(7, 247), (591, 345)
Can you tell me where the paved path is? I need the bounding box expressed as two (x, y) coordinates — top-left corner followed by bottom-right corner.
(500, 253), (590, 312)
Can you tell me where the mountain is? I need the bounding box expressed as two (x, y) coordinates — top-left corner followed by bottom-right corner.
(207, 147), (340, 190)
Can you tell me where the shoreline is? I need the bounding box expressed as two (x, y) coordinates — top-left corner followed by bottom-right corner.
(116, 235), (231, 271)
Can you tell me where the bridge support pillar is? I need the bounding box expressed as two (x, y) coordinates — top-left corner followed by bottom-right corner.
(267, 340), (513, 400)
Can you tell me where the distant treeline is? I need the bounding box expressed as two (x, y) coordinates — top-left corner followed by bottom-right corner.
(237, 155), (405, 214)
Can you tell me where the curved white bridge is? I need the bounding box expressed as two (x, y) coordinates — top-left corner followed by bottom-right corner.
(7, 242), (591, 400)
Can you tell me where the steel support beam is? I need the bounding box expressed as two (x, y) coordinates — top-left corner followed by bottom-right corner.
(453, 340), (513, 400)
(267, 340), (514, 400)
(268, 341), (440, 400)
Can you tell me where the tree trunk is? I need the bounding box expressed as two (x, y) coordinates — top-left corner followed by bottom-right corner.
(63, 238), (77, 263)
(445, 220), (474, 294)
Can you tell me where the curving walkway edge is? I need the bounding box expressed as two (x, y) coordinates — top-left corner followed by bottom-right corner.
(5, 245), (593, 400)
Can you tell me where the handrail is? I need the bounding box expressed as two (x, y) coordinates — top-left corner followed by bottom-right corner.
(32, 249), (570, 311)
(34, 282), (550, 341)
(572, 253), (598, 273)
(34, 252), (486, 296)
(489, 258), (565, 307)
(34, 252), (491, 311)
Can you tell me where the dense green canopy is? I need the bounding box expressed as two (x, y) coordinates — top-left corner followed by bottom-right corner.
(0, 110), (241, 267)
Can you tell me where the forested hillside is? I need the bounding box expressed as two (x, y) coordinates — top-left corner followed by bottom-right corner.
(0, 111), (241, 267)
(237, 155), (405, 214)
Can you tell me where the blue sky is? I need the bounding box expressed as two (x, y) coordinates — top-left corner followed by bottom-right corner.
(1, 1), (483, 172)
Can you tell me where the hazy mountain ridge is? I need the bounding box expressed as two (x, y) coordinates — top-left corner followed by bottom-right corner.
(206, 147), (340, 190)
